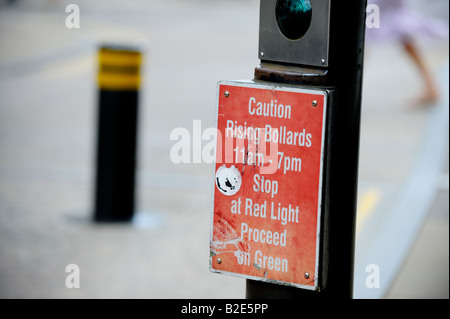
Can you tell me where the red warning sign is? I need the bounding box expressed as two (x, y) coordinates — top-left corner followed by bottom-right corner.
(210, 80), (328, 290)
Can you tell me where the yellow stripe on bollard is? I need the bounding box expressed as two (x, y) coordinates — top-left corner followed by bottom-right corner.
(98, 72), (141, 91)
(98, 46), (142, 90)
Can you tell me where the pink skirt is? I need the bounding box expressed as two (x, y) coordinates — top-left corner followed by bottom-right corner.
(366, 0), (448, 43)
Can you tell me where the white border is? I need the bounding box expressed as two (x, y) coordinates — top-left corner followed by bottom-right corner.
(209, 80), (328, 291)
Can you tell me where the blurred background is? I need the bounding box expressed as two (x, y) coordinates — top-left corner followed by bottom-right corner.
(0, 0), (448, 298)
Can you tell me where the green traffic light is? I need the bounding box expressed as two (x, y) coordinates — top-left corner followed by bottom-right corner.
(276, 0), (312, 40)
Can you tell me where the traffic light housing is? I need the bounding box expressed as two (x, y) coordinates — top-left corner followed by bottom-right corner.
(259, 0), (331, 67)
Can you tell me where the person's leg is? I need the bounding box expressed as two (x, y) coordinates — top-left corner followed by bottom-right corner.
(402, 38), (439, 106)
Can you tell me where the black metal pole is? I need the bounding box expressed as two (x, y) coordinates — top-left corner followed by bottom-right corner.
(93, 45), (142, 222)
(246, 0), (367, 299)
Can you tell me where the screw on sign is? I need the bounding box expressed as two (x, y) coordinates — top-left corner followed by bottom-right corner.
(210, 80), (333, 291)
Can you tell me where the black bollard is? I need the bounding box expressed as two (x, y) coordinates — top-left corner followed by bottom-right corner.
(93, 45), (142, 222)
